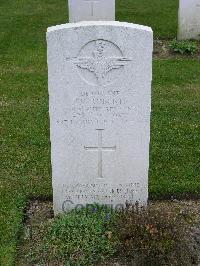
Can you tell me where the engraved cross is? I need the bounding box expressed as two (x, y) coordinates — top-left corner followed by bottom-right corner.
(84, 0), (99, 16)
(84, 129), (116, 178)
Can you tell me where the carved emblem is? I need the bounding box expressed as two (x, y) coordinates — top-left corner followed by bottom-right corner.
(70, 40), (131, 86)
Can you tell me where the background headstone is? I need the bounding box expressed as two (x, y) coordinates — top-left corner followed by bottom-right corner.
(178, 0), (200, 40)
(47, 21), (153, 215)
(68, 0), (115, 22)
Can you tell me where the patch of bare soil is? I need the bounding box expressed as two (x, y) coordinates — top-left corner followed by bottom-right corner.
(16, 201), (54, 265)
(16, 200), (200, 265)
(153, 40), (200, 59)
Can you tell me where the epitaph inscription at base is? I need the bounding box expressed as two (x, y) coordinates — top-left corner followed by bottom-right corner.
(47, 22), (153, 214)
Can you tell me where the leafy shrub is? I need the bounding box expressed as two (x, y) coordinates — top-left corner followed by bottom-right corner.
(116, 203), (195, 265)
(170, 39), (198, 55)
(41, 204), (118, 265)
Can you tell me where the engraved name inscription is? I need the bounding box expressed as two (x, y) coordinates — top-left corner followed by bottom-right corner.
(58, 88), (137, 127)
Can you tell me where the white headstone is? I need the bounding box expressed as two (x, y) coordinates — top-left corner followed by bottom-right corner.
(47, 21), (153, 215)
(68, 0), (115, 22)
(178, 0), (200, 40)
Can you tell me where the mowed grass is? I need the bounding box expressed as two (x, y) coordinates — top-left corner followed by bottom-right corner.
(117, 0), (179, 38)
(151, 60), (200, 198)
(0, 0), (199, 264)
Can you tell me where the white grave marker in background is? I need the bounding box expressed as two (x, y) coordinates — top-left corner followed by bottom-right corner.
(47, 21), (153, 214)
(178, 0), (200, 40)
(68, 0), (115, 22)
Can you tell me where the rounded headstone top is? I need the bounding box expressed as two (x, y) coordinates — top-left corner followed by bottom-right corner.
(47, 21), (153, 35)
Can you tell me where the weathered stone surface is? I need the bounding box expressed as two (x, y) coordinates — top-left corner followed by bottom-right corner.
(178, 0), (200, 40)
(68, 0), (115, 22)
(47, 21), (153, 215)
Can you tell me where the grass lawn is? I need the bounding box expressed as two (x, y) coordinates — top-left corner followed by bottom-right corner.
(117, 0), (179, 38)
(0, 0), (199, 264)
